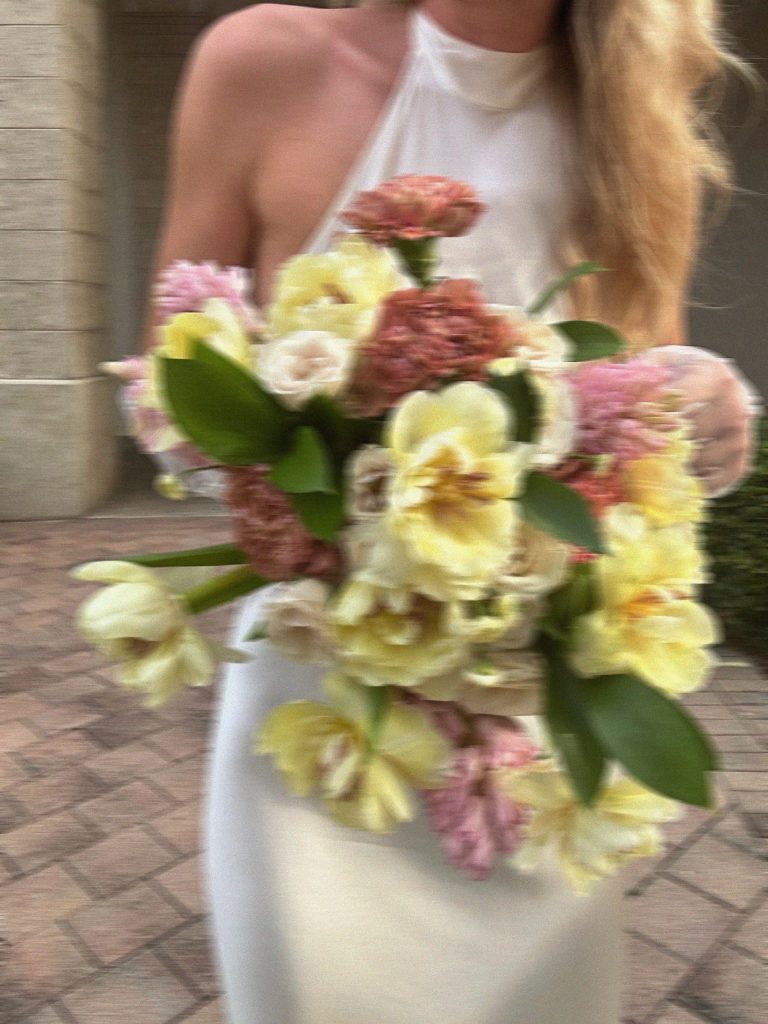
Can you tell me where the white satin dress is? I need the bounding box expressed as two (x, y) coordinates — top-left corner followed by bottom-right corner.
(206, 12), (623, 1024)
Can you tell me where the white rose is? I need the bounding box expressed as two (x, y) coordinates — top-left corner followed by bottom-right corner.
(262, 579), (334, 663)
(257, 330), (354, 410)
(490, 306), (572, 365)
(531, 368), (577, 468)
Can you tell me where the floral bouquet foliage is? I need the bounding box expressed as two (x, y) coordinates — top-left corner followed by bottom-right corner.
(80, 174), (726, 893)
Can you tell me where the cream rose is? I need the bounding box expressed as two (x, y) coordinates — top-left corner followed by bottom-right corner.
(257, 330), (354, 410)
(347, 445), (395, 521)
(498, 522), (570, 600)
(261, 579), (334, 663)
(418, 649), (544, 718)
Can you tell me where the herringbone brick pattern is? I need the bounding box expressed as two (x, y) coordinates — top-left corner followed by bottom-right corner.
(1, 515), (766, 1023)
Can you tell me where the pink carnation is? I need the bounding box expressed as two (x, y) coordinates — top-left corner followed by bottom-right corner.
(341, 174), (485, 245)
(417, 703), (539, 880)
(154, 260), (262, 330)
(572, 360), (679, 465)
(348, 279), (515, 416)
(225, 466), (340, 582)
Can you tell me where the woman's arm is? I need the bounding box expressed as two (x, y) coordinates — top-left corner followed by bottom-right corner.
(138, 17), (263, 351)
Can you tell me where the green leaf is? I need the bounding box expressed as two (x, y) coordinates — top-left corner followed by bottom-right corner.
(543, 645), (606, 805)
(161, 344), (288, 465)
(527, 262), (607, 316)
(190, 341), (286, 419)
(183, 566), (269, 615)
(126, 543), (249, 568)
(300, 394), (357, 455)
(487, 370), (541, 444)
(554, 320), (628, 362)
(582, 674), (718, 807)
(290, 490), (346, 541)
(268, 426), (336, 494)
(520, 472), (605, 554)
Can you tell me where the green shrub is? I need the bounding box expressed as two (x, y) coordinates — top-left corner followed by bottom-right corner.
(705, 416), (768, 661)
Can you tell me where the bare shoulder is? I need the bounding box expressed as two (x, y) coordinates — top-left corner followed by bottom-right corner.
(196, 5), (336, 80)
(189, 3), (406, 101)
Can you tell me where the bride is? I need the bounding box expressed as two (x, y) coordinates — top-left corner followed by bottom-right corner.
(143, 2), (755, 1021)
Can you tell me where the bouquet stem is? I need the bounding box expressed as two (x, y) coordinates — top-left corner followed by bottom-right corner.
(393, 238), (439, 288)
(128, 542), (249, 569)
(184, 566), (268, 615)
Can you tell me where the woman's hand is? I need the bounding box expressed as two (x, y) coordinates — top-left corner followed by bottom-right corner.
(643, 345), (761, 497)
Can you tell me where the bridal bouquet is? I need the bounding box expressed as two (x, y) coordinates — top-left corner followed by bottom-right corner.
(76, 174), (725, 893)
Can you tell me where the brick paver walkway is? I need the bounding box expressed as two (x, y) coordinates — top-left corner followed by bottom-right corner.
(2, 513), (766, 1023)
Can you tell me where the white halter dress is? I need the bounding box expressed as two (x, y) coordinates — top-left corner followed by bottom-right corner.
(206, 12), (623, 1023)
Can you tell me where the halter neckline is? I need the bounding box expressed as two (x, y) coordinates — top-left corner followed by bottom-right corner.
(414, 9), (554, 112)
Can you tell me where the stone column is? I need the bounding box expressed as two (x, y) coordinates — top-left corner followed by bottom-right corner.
(0, 0), (116, 519)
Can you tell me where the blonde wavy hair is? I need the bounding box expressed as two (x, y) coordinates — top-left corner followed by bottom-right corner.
(349, 0), (747, 342)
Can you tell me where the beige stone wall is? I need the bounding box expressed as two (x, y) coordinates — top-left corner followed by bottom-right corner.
(0, 0), (115, 519)
(107, 8), (209, 360)
(0, 0), (304, 520)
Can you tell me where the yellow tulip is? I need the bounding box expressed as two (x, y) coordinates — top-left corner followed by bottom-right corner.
(343, 519), (485, 603)
(268, 234), (405, 341)
(505, 762), (680, 894)
(158, 298), (253, 367)
(73, 561), (245, 706)
(569, 505), (721, 694)
(624, 433), (705, 527)
(257, 674), (450, 833)
(329, 580), (466, 687)
(384, 381), (529, 598)
(147, 298), (256, 434)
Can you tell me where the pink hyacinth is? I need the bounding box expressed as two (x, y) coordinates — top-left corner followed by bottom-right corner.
(341, 174), (485, 245)
(419, 704), (539, 880)
(572, 359), (680, 465)
(154, 260), (262, 330)
(225, 466), (340, 582)
(348, 279), (516, 416)
(101, 356), (210, 466)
